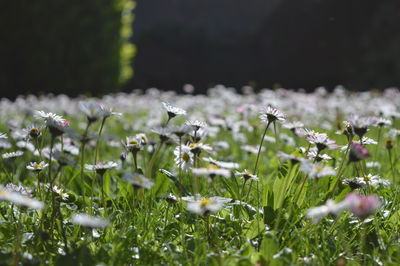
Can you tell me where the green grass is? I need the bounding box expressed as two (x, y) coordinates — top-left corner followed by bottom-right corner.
(0, 90), (399, 265)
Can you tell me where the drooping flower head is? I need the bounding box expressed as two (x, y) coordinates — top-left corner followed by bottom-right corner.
(85, 161), (118, 175)
(349, 142), (370, 162)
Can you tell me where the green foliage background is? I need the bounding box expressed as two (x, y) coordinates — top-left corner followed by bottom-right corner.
(0, 0), (135, 97)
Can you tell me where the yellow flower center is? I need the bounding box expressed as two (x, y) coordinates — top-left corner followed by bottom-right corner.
(200, 198), (212, 207)
(182, 152), (190, 162)
(129, 140), (138, 145)
(189, 143), (200, 148)
(207, 165), (219, 170)
(34, 164), (42, 169)
(315, 166), (323, 172)
(133, 177), (143, 184)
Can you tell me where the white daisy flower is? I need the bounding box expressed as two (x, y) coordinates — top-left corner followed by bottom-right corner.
(45, 185), (69, 200)
(36, 110), (65, 124)
(0, 132), (8, 139)
(259, 106), (286, 123)
(2, 150), (24, 159)
(0, 186), (44, 209)
(162, 102), (186, 118)
(307, 133), (338, 151)
(241, 145), (265, 154)
(71, 213), (109, 228)
(188, 142), (212, 155)
(300, 162), (336, 178)
(123, 173), (154, 189)
(235, 170), (259, 181)
(185, 197), (224, 215)
(85, 161), (118, 175)
(307, 199), (349, 223)
(122, 136), (143, 153)
(192, 166), (231, 179)
(79, 101), (103, 122)
(16, 141), (35, 152)
(174, 145), (194, 172)
(185, 120), (207, 131)
(26, 161), (49, 172)
(203, 157), (239, 169)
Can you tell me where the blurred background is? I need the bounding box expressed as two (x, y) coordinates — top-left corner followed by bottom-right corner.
(1, 0), (400, 98)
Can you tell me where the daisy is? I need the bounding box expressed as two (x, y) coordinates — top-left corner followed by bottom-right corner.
(26, 161), (49, 172)
(307, 133), (338, 151)
(346, 174), (390, 189)
(16, 141), (35, 152)
(185, 197), (224, 215)
(99, 104), (122, 119)
(241, 145), (265, 155)
(151, 127), (172, 142)
(345, 193), (380, 219)
(5, 184), (32, 197)
(349, 142), (370, 162)
(0, 186), (44, 209)
(277, 151), (305, 164)
(169, 125), (191, 137)
(192, 165), (231, 179)
(36, 110), (65, 124)
(45, 185), (69, 200)
(307, 150), (332, 162)
(283, 121), (304, 133)
(189, 142), (212, 155)
(235, 170), (259, 181)
(79, 101), (103, 123)
(185, 120), (207, 131)
(122, 136), (143, 153)
(347, 115), (377, 138)
(203, 157), (239, 169)
(259, 106), (286, 124)
(300, 162), (336, 178)
(135, 133), (149, 145)
(162, 102), (187, 119)
(174, 145), (194, 172)
(0, 132), (7, 139)
(306, 199), (350, 223)
(123, 173), (154, 189)
(2, 150), (24, 159)
(376, 117), (392, 127)
(85, 161), (118, 175)
(71, 213), (109, 228)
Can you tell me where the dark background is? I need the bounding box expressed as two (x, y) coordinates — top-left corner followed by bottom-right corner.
(1, 0), (400, 98)
(131, 0), (400, 92)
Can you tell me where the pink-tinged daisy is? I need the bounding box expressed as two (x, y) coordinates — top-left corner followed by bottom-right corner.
(307, 133), (338, 151)
(349, 142), (370, 162)
(345, 193), (380, 219)
(259, 106), (286, 124)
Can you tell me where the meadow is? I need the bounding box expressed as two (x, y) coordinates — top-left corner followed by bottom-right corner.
(0, 85), (399, 265)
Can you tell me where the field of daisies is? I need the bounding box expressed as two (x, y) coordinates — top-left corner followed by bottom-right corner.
(0, 85), (399, 265)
